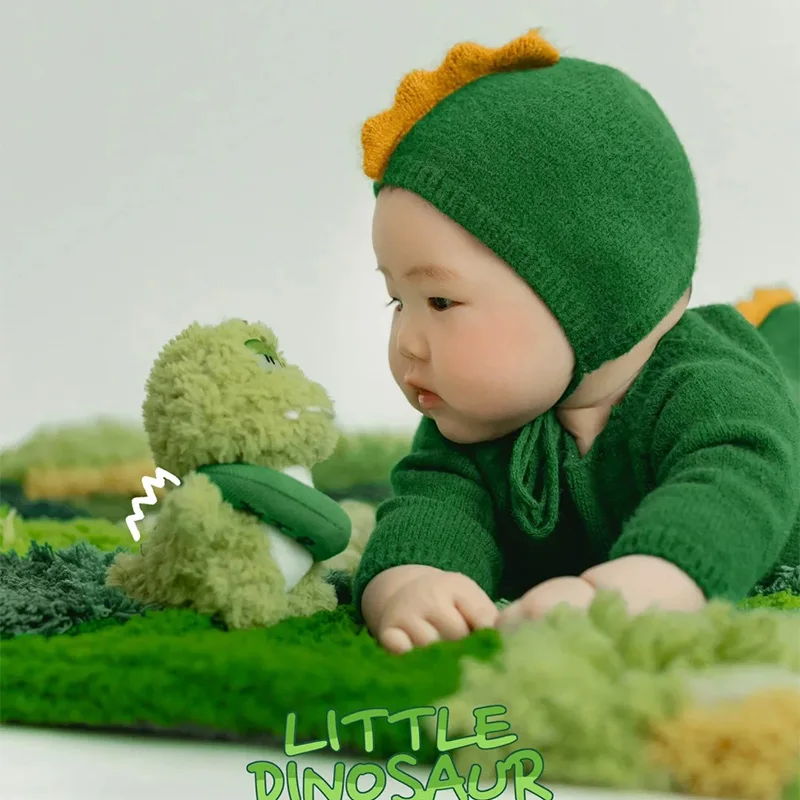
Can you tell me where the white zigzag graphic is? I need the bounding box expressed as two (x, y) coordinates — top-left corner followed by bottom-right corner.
(125, 467), (182, 541)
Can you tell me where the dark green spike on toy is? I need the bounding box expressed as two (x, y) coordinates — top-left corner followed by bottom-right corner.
(196, 463), (351, 561)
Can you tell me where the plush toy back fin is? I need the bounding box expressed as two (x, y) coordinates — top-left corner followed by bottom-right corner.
(736, 287), (799, 395)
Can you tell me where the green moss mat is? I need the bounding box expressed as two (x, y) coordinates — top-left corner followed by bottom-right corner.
(0, 604), (499, 761)
(0, 516), (800, 800)
(2, 589), (798, 793)
(2, 472), (798, 793)
(0, 509), (502, 758)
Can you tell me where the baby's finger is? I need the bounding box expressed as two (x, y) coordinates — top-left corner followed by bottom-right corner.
(381, 617), (442, 652)
(380, 626), (414, 654)
(515, 577), (595, 623)
(455, 589), (500, 631)
(424, 607), (471, 641)
(403, 617), (442, 648)
(496, 601), (525, 630)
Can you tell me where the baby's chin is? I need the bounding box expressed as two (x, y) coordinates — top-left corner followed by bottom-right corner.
(429, 411), (524, 445)
(402, 389), (544, 444)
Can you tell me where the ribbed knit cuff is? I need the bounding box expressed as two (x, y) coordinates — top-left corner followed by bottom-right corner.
(351, 496), (503, 622)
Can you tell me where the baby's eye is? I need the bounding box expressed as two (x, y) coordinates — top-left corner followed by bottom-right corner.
(429, 297), (454, 311)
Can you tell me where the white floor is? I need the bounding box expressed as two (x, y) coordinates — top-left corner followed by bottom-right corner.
(0, 725), (722, 800)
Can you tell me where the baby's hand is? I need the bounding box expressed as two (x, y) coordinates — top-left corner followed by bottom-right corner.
(361, 565), (499, 654)
(496, 556), (707, 631)
(581, 555), (706, 614)
(496, 576), (596, 630)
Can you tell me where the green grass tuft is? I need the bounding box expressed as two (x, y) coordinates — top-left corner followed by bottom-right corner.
(754, 565), (800, 596)
(783, 774), (800, 800)
(1, 540), (150, 639)
(1, 505), (135, 555)
(739, 590), (800, 611)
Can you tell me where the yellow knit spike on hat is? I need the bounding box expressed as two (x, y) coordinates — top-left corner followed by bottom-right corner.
(361, 28), (559, 181)
(735, 287), (796, 327)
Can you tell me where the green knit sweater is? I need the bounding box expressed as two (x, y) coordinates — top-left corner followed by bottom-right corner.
(353, 304), (800, 613)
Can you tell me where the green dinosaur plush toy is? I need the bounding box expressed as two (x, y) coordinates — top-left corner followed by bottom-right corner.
(106, 318), (370, 629)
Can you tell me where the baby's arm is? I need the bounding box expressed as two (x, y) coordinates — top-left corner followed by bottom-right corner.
(500, 347), (800, 626)
(604, 358), (799, 605)
(353, 417), (503, 651)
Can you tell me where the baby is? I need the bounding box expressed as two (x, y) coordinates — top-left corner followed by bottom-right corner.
(351, 30), (800, 654)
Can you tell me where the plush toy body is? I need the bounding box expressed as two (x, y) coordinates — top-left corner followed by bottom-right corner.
(106, 319), (366, 628)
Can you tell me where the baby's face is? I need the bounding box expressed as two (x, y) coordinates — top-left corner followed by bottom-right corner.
(372, 187), (574, 444)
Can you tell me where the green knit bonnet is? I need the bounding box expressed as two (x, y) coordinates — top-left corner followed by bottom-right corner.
(362, 30), (700, 540)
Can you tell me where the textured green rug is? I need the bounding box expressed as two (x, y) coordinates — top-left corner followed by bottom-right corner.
(2, 506), (799, 799)
(2, 419), (799, 799)
(0, 508), (499, 762)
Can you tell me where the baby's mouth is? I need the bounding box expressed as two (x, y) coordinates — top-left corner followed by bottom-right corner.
(415, 389), (442, 411)
(283, 405), (335, 421)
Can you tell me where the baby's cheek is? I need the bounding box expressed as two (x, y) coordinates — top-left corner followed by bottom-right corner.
(447, 337), (521, 402)
(446, 332), (495, 374)
(451, 329), (555, 412)
(453, 324), (525, 377)
(489, 313), (572, 379)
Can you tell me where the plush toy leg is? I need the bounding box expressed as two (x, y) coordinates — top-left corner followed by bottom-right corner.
(105, 549), (149, 599)
(285, 562), (338, 616)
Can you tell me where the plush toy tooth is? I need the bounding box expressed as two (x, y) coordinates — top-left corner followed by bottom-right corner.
(284, 406), (334, 421)
(305, 405), (335, 417)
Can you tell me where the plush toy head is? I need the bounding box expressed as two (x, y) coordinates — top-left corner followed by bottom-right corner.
(142, 319), (338, 478)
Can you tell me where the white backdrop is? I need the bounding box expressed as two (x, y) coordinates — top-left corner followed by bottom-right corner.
(2, 0), (798, 450)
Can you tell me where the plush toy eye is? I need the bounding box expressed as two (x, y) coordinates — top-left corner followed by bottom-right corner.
(244, 338), (283, 371)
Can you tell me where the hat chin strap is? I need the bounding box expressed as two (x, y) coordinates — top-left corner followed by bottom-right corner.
(509, 410), (564, 540)
(509, 361), (586, 539)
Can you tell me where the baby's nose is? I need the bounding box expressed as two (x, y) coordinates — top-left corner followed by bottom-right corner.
(395, 318), (428, 361)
